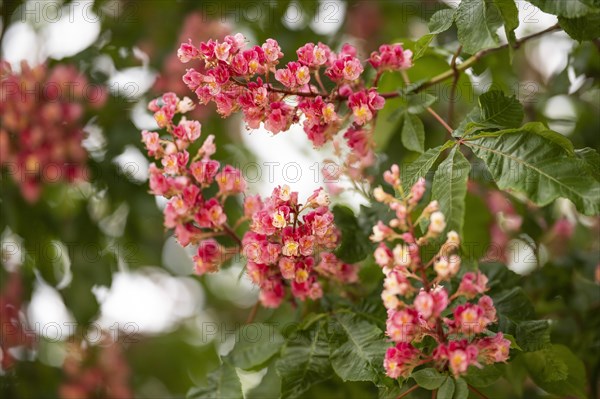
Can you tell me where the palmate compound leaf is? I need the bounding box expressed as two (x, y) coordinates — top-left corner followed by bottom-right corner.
(431, 147), (471, 236)
(187, 360), (243, 399)
(463, 122), (600, 216)
(328, 312), (389, 382)
(275, 320), (332, 399)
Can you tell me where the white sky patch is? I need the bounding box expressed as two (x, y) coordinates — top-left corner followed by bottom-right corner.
(94, 268), (204, 335)
(544, 95), (577, 136)
(1, 227), (25, 272)
(506, 238), (538, 275)
(310, 0), (346, 35)
(106, 67), (156, 100)
(113, 145), (149, 183)
(131, 99), (160, 131)
(282, 0), (308, 31)
(27, 282), (75, 340)
(239, 120), (368, 211)
(40, 0), (101, 60)
(205, 263), (258, 308)
(1, 22), (42, 66)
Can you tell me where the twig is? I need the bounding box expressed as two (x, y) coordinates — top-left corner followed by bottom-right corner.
(246, 301), (260, 324)
(426, 107), (454, 134)
(222, 223), (242, 246)
(468, 384), (489, 399)
(448, 45), (462, 127)
(314, 70), (327, 93)
(235, 25), (560, 103)
(401, 70), (454, 134)
(412, 24), (560, 95)
(397, 384), (420, 399)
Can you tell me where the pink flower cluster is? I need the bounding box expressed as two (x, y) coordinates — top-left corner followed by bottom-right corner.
(242, 186), (357, 308)
(176, 34), (412, 174)
(60, 337), (132, 399)
(141, 93), (357, 307)
(141, 92), (246, 271)
(0, 61), (106, 202)
(372, 165), (510, 379)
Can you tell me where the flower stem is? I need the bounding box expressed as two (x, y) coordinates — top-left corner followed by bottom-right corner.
(246, 301), (260, 324)
(223, 223), (242, 246)
(468, 384), (489, 399)
(396, 384), (419, 399)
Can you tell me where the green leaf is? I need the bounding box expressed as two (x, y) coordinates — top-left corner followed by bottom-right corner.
(401, 142), (453, 190)
(492, 287), (536, 321)
(502, 333), (523, 351)
(515, 320), (551, 352)
(401, 113), (425, 153)
(523, 344), (587, 398)
(245, 366), (281, 399)
(429, 8), (456, 34)
(227, 323), (284, 370)
(438, 377), (455, 398)
(527, 0), (591, 17)
(456, 0), (500, 53)
(276, 321), (332, 399)
(414, 34), (435, 60)
(188, 361), (243, 399)
(453, 377), (468, 399)
(431, 147), (471, 236)
(478, 90), (524, 129)
(455, 90), (524, 137)
(464, 123), (600, 215)
(411, 368), (447, 389)
(328, 313), (389, 382)
(576, 147), (600, 180)
(559, 11), (600, 41)
(465, 364), (502, 387)
(333, 205), (372, 263)
(493, 0), (519, 45)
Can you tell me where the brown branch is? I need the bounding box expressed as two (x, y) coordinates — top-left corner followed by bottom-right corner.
(246, 301), (260, 324)
(231, 25), (560, 104)
(396, 384), (420, 399)
(412, 23), (560, 95)
(448, 45), (462, 127)
(468, 384), (489, 399)
(223, 223), (242, 246)
(427, 107), (454, 134)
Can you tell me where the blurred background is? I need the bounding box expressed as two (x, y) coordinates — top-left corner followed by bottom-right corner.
(1, 0), (599, 398)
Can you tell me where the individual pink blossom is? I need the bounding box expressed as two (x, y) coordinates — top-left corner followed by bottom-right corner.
(386, 308), (421, 343)
(433, 340), (479, 377)
(193, 239), (223, 274)
(476, 332), (511, 364)
(369, 44), (413, 72)
(384, 343), (422, 379)
(457, 272), (489, 299)
(216, 165), (246, 194)
(261, 38), (283, 63)
(177, 39), (200, 63)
